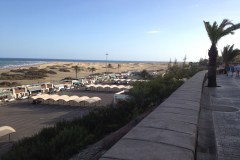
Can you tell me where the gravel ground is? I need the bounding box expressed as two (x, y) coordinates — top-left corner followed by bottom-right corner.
(0, 90), (114, 157)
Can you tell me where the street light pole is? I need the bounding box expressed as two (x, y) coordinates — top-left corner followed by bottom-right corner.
(105, 53), (109, 73)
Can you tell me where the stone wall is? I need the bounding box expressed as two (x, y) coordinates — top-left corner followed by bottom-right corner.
(100, 71), (206, 160)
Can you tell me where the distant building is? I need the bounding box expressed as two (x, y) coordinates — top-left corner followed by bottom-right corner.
(26, 83), (43, 95)
(40, 83), (54, 93)
(12, 86), (29, 99)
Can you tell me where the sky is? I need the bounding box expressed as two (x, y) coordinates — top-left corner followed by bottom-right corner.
(0, 0), (240, 62)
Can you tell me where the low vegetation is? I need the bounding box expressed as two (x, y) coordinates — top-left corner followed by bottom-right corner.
(0, 68), (57, 80)
(46, 65), (62, 69)
(1, 63), (204, 160)
(0, 81), (21, 87)
(59, 68), (70, 72)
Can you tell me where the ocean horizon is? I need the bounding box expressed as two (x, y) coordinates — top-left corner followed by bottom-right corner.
(0, 58), (168, 69)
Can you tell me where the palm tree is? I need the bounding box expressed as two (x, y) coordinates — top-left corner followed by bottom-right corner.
(117, 64), (121, 73)
(222, 44), (240, 66)
(107, 64), (113, 73)
(72, 65), (83, 79)
(87, 67), (96, 74)
(204, 19), (240, 87)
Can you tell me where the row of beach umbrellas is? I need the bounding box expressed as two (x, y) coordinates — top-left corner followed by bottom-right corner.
(31, 94), (101, 104)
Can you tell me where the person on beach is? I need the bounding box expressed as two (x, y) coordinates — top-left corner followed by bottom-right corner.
(230, 64), (235, 77)
(225, 65), (230, 77)
(235, 64), (240, 77)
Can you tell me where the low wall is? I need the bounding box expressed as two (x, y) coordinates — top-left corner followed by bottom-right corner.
(100, 71), (207, 160)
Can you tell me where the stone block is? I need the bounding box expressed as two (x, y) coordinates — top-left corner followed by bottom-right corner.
(155, 106), (199, 117)
(138, 116), (197, 135)
(123, 126), (196, 151)
(101, 139), (194, 160)
(161, 100), (200, 111)
(147, 112), (198, 125)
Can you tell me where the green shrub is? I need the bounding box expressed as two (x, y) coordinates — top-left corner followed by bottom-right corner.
(129, 75), (183, 112)
(46, 70), (57, 74)
(0, 81), (21, 87)
(59, 68), (70, 72)
(49, 67), (57, 69)
(29, 67), (38, 70)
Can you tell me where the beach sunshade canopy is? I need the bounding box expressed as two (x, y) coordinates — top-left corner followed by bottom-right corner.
(113, 79), (148, 83)
(74, 96), (90, 103)
(64, 96), (80, 102)
(83, 97), (102, 104)
(31, 94), (100, 104)
(0, 126), (16, 138)
(85, 84), (132, 90)
(59, 95), (70, 99)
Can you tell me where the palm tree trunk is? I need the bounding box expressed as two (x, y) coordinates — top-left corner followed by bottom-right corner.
(208, 44), (218, 87)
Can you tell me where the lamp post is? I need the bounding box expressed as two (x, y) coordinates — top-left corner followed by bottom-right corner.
(105, 53), (109, 73)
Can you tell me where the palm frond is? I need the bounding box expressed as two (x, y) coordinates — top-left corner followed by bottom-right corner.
(221, 23), (240, 37)
(219, 19), (233, 29)
(204, 19), (240, 45)
(222, 44), (240, 65)
(204, 21), (219, 45)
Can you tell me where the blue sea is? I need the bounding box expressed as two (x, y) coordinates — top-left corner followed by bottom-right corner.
(0, 58), (166, 69)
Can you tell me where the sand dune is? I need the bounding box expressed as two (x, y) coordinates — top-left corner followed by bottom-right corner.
(0, 61), (168, 85)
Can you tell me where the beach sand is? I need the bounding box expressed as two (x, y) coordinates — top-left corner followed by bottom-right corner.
(0, 61), (168, 85)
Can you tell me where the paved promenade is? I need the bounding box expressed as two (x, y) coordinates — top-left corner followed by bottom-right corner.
(209, 75), (240, 160)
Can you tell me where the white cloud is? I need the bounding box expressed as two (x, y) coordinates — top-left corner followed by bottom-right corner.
(147, 30), (160, 34)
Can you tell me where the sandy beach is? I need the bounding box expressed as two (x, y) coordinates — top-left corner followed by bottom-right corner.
(0, 61), (168, 85)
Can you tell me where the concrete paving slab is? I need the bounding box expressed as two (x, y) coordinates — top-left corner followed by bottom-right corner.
(172, 88), (201, 94)
(210, 75), (240, 160)
(168, 93), (201, 100)
(123, 126), (196, 151)
(169, 94), (201, 102)
(155, 106), (199, 117)
(160, 101), (200, 111)
(138, 116), (197, 135)
(163, 97), (200, 105)
(174, 87), (202, 93)
(101, 139), (194, 160)
(147, 111), (198, 125)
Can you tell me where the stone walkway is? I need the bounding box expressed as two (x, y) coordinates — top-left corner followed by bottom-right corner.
(196, 80), (217, 160)
(209, 75), (240, 160)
